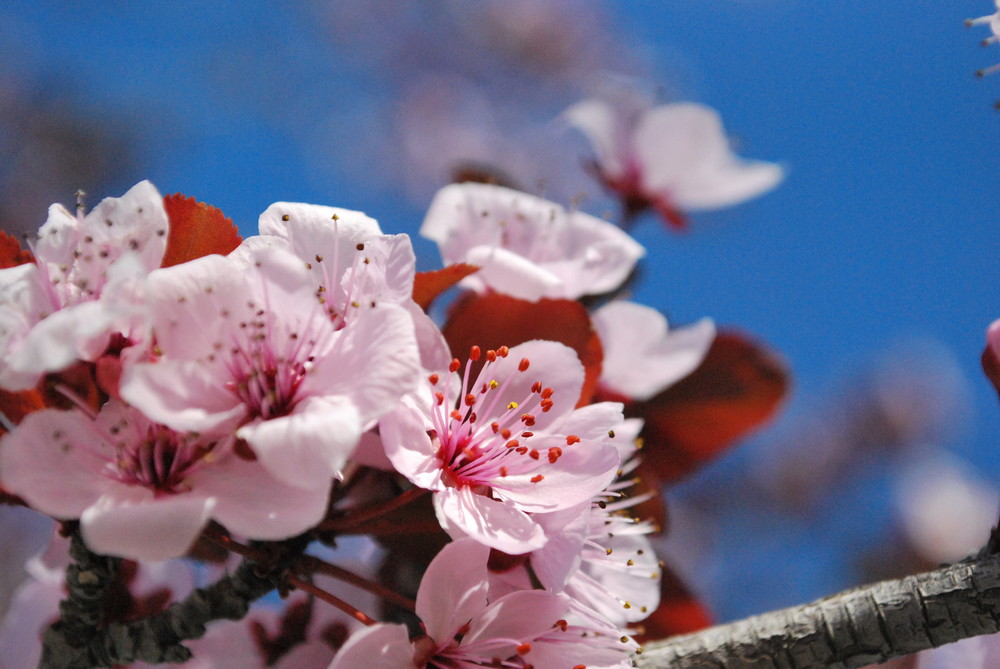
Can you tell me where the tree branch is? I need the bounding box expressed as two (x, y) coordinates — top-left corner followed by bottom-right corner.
(39, 536), (283, 669)
(636, 552), (1000, 668)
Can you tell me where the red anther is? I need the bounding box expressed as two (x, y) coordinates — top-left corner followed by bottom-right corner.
(491, 422), (501, 434)
(499, 466), (508, 477)
(573, 665), (586, 669)
(449, 358), (461, 373)
(451, 410), (463, 420)
(486, 349), (497, 362)
(566, 435), (581, 445)
(465, 393), (476, 406)
(516, 446), (528, 455)
(540, 399), (553, 412)
(528, 449), (539, 460)
(531, 381), (542, 393)
(516, 643), (532, 655)
(521, 431), (534, 438)
(428, 373), (439, 385)
(530, 474), (544, 483)
(498, 346), (509, 357)
(435, 392), (445, 405)
(470, 345), (481, 361)
(480, 383), (488, 393)
(501, 428), (512, 439)
(505, 439), (520, 449)
(518, 358), (530, 372)
(469, 412), (477, 424)
(541, 387), (554, 399)
(521, 414), (536, 426)
(555, 619), (569, 631)
(547, 447), (562, 463)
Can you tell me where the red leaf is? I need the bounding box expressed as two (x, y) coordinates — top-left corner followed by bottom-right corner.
(637, 330), (789, 482)
(442, 292), (603, 406)
(0, 229), (33, 269)
(161, 194), (242, 267)
(412, 263), (479, 311)
(634, 562), (713, 641)
(0, 388), (45, 436)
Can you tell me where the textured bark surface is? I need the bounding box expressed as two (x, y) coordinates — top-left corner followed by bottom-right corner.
(635, 552), (1000, 668)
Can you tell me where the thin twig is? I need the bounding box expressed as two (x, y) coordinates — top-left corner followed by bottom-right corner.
(285, 575), (377, 626)
(318, 486), (428, 532)
(298, 554), (416, 613)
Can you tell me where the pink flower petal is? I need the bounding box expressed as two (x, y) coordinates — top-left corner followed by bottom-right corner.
(328, 623), (416, 669)
(434, 486), (547, 554)
(415, 538), (491, 643)
(594, 301), (715, 401)
(80, 490), (215, 561)
(196, 455), (331, 540)
(0, 410), (111, 519)
(238, 395), (363, 490)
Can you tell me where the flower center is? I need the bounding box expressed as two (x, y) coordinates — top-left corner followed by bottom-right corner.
(428, 346), (569, 489)
(111, 425), (212, 494)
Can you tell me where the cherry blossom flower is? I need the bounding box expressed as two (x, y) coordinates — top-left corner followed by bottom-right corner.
(592, 301), (715, 402)
(968, 2), (1000, 76)
(120, 243), (420, 490)
(420, 182), (645, 301)
(564, 99), (784, 229)
(328, 538), (636, 669)
(0, 181), (167, 390)
(0, 400), (329, 560)
(379, 339), (623, 554)
(243, 201), (451, 371)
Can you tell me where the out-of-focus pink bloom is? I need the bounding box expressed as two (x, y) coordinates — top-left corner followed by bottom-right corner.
(0, 400), (330, 560)
(120, 243), (420, 491)
(593, 301), (715, 402)
(421, 182), (644, 302)
(914, 631), (1000, 669)
(328, 538), (636, 669)
(380, 340), (623, 554)
(968, 2), (1000, 76)
(564, 99), (784, 229)
(983, 319), (1000, 398)
(894, 451), (1000, 565)
(0, 181), (167, 390)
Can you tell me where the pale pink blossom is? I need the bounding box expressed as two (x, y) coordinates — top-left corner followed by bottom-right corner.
(914, 632), (1000, 669)
(489, 432), (662, 627)
(380, 340), (623, 554)
(564, 99), (784, 228)
(420, 182), (644, 301)
(242, 201), (452, 372)
(968, 2), (1000, 76)
(328, 538), (636, 669)
(592, 301), (715, 402)
(120, 244), (420, 490)
(0, 400), (330, 560)
(0, 181), (167, 390)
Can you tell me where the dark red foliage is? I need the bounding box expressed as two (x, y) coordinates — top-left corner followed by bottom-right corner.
(442, 292), (604, 407)
(412, 263), (479, 311)
(161, 193), (242, 267)
(629, 330), (789, 483)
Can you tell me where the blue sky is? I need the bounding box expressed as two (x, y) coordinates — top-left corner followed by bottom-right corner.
(2, 0), (999, 620)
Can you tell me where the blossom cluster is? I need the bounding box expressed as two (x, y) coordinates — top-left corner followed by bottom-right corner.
(0, 156), (740, 667)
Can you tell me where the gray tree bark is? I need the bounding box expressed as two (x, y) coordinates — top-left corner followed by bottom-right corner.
(635, 552), (1000, 668)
